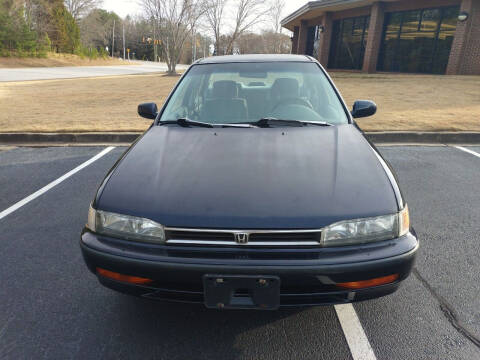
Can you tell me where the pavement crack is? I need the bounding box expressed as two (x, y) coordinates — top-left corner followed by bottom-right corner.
(412, 267), (480, 349)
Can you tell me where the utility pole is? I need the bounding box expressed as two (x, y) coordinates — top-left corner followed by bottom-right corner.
(112, 19), (115, 58)
(153, 19), (157, 62)
(192, 27), (196, 63)
(123, 23), (125, 60)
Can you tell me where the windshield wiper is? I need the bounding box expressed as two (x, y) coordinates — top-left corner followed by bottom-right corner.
(160, 118), (215, 128)
(218, 123), (257, 128)
(160, 118), (257, 128)
(249, 117), (332, 128)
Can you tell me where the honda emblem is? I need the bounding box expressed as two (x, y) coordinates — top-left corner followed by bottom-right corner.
(234, 233), (249, 244)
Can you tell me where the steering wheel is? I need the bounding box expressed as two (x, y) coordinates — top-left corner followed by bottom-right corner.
(271, 97), (313, 112)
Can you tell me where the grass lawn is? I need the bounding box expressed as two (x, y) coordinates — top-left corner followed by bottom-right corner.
(0, 72), (478, 133)
(333, 72), (480, 132)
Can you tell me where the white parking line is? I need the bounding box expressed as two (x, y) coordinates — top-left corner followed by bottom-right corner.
(454, 146), (480, 158)
(335, 304), (377, 360)
(0, 147), (115, 221)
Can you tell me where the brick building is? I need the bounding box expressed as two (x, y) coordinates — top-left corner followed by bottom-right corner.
(281, 0), (480, 75)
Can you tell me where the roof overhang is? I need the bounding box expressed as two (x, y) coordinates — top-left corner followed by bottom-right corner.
(281, 0), (376, 31)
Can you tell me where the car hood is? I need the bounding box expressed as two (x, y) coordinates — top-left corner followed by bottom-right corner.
(96, 124), (399, 229)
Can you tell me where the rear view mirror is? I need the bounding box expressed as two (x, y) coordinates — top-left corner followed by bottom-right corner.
(138, 103), (158, 119)
(351, 100), (377, 118)
(239, 71), (267, 78)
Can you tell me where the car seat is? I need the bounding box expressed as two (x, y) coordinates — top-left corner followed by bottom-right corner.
(202, 80), (248, 123)
(271, 78), (300, 103)
(270, 78), (313, 112)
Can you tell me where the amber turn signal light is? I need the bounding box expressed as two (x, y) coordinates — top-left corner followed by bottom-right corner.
(96, 267), (153, 285)
(336, 274), (399, 290)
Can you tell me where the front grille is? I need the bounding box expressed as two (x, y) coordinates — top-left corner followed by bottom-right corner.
(166, 230), (234, 242)
(165, 228), (322, 247)
(250, 232), (320, 242)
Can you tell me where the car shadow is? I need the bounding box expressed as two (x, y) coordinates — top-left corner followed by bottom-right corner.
(98, 293), (308, 359)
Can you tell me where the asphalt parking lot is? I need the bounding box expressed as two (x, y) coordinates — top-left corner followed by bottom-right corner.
(0, 145), (479, 359)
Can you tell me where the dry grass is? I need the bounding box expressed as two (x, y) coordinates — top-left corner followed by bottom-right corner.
(332, 72), (480, 132)
(0, 72), (478, 133)
(0, 73), (180, 133)
(0, 52), (132, 68)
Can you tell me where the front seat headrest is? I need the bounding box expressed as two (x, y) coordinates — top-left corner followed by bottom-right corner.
(212, 80), (239, 98)
(271, 78), (299, 99)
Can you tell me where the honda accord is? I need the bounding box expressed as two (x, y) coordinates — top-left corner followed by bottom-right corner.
(80, 54), (418, 309)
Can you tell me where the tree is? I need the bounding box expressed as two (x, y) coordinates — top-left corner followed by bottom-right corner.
(64, 0), (103, 21)
(204, 0), (226, 55)
(235, 30), (290, 55)
(269, 0), (284, 34)
(79, 9), (120, 55)
(140, 0), (205, 74)
(0, 0), (40, 56)
(21, 0), (80, 53)
(260, 30), (290, 54)
(267, 0), (285, 53)
(0, 0), (80, 56)
(225, 0), (267, 54)
(204, 0), (268, 55)
(52, 4), (80, 52)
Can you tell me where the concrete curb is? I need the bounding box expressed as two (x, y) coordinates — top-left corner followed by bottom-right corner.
(366, 131), (480, 144)
(0, 132), (141, 144)
(0, 132), (479, 145)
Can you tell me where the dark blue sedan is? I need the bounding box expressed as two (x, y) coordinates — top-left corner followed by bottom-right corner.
(81, 55), (418, 310)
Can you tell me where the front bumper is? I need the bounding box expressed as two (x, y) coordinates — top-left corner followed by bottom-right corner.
(80, 229), (418, 307)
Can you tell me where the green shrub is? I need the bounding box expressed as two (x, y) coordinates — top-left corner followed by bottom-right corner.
(74, 45), (109, 60)
(36, 34), (51, 58)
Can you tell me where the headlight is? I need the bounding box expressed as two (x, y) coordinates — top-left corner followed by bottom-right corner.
(321, 206), (409, 247)
(86, 205), (165, 243)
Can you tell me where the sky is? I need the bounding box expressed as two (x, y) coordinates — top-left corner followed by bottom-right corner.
(102, 0), (307, 29)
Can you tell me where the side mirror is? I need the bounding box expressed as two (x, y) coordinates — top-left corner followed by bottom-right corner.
(351, 100), (377, 119)
(138, 102), (158, 119)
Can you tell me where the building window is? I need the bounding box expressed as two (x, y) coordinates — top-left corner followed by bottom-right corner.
(328, 16), (370, 70)
(377, 6), (459, 74)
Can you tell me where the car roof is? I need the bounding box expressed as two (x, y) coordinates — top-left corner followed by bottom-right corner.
(195, 54), (314, 64)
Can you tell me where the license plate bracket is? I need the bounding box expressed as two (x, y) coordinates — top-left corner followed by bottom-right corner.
(203, 275), (280, 310)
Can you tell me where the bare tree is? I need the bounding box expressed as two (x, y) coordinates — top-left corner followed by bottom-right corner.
(64, 0), (104, 20)
(268, 0), (284, 53)
(225, 0), (267, 54)
(140, 0), (205, 74)
(269, 0), (284, 34)
(204, 0), (227, 55)
(205, 0), (267, 55)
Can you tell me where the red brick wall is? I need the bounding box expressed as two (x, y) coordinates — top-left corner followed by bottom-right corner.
(363, 2), (385, 73)
(291, 27), (299, 55)
(458, 0), (480, 74)
(297, 20), (309, 54)
(317, 13), (333, 67)
(331, 6), (371, 20)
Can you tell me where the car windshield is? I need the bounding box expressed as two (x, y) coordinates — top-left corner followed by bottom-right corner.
(159, 62), (349, 125)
